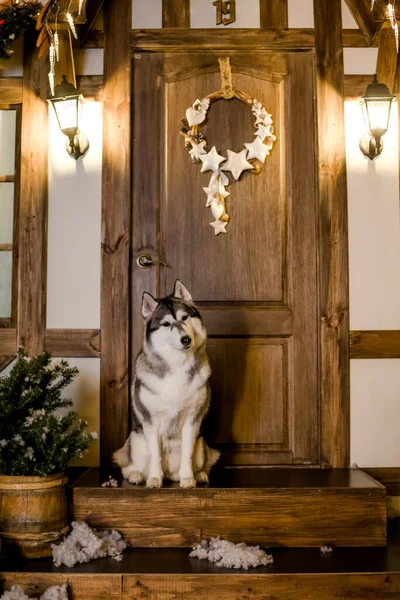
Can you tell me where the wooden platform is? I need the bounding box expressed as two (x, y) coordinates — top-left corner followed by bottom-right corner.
(72, 468), (387, 548)
(1, 521), (400, 600)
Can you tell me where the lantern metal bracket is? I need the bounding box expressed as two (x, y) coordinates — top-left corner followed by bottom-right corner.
(359, 133), (383, 161)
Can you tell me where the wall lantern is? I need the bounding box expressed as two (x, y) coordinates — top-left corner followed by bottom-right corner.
(48, 76), (90, 160)
(359, 74), (396, 161)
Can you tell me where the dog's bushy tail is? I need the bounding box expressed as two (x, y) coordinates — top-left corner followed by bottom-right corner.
(206, 445), (221, 469)
(113, 435), (131, 468)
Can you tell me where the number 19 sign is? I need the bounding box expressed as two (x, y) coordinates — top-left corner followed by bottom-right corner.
(213, 0), (236, 26)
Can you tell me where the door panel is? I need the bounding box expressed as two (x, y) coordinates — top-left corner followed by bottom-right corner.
(132, 52), (319, 465)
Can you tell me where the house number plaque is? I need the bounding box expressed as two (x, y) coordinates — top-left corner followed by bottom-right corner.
(213, 0), (236, 26)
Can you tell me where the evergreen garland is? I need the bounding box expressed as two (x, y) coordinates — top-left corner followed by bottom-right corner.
(0, 2), (41, 60)
(0, 349), (96, 476)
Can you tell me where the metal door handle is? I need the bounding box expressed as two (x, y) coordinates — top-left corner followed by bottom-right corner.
(136, 254), (168, 269)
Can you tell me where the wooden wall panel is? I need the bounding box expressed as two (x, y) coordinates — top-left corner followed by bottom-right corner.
(260, 0), (288, 28)
(17, 33), (48, 355)
(162, 0), (190, 28)
(314, 0), (350, 468)
(100, 0), (131, 460)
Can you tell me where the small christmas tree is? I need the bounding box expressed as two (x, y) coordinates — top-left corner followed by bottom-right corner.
(0, 348), (96, 477)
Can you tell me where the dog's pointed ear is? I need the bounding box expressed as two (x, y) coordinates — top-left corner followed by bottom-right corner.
(173, 280), (193, 303)
(142, 292), (158, 319)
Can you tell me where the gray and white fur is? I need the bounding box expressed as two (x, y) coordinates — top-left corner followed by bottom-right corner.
(114, 280), (220, 488)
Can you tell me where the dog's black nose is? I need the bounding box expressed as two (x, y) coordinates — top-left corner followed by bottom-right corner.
(181, 336), (192, 347)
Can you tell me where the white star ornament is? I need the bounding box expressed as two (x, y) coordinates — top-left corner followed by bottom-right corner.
(221, 149), (253, 180)
(210, 219), (228, 235)
(199, 146), (226, 173)
(255, 124), (273, 141)
(189, 140), (207, 160)
(244, 136), (270, 163)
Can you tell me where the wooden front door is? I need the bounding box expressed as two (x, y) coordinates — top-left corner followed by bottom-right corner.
(132, 51), (319, 466)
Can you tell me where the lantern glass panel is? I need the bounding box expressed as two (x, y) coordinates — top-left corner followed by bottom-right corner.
(53, 98), (79, 135)
(364, 99), (393, 137)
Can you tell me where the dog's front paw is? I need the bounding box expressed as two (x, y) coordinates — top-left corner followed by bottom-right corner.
(146, 477), (163, 488)
(195, 471), (209, 483)
(128, 471), (144, 485)
(180, 477), (197, 488)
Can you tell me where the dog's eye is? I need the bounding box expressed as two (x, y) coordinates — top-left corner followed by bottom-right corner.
(162, 322), (170, 327)
(181, 315), (188, 321)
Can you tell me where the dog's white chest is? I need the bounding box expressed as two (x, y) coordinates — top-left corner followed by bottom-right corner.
(144, 365), (205, 417)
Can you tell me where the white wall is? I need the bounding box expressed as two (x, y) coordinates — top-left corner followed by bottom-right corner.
(45, 48), (103, 466)
(345, 98), (400, 468)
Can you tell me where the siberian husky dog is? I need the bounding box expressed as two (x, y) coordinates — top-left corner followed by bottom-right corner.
(114, 280), (220, 488)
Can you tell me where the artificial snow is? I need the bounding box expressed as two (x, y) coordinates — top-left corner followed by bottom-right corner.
(0, 584), (68, 600)
(190, 537), (274, 570)
(101, 475), (119, 488)
(51, 521), (127, 567)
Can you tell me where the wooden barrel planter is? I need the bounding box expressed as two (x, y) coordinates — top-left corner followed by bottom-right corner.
(0, 472), (69, 559)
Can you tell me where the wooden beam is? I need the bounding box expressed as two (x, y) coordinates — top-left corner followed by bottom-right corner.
(162, 0), (190, 28)
(11, 105), (21, 328)
(83, 30), (104, 48)
(51, 28), (374, 50)
(344, 0), (381, 44)
(314, 0), (350, 468)
(0, 76), (103, 102)
(77, 75), (103, 101)
(344, 74), (373, 99)
(0, 329), (17, 355)
(260, 0), (288, 28)
(350, 330), (400, 358)
(376, 21), (398, 93)
(17, 33), (48, 356)
(44, 329), (101, 357)
(2, 74), (369, 104)
(100, 0), (131, 461)
(0, 78), (22, 104)
(131, 28), (374, 51)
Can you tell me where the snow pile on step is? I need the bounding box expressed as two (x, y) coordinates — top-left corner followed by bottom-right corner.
(52, 521), (127, 567)
(101, 475), (119, 487)
(0, 584), (68, 600)
(190, 537), (274, 570)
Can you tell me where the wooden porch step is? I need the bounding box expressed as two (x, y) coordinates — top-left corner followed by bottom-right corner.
(1, 521), (400, 599)
(71, 467), (387, 548)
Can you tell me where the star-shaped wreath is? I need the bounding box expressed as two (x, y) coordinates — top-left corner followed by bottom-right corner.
(180, 81), (276, 235)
